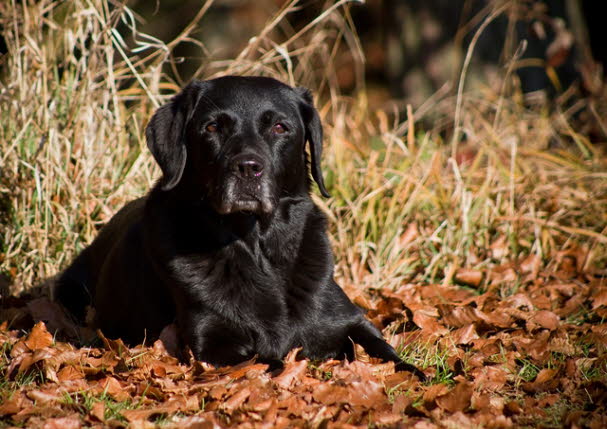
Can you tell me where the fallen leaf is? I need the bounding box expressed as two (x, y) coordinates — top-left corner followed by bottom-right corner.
(392, 393), (412, 415)
(312, 383), (349, 405)
(529, 310), (559, 331)
(25, 321), (53, 350)
(454, 268), (483, 287)
(450, 324), (479, 345)
(94, 376), (130, 402)
(423, 383), (450, 403)
(57, 365), (84, 382)
(42, 416), (81, 429)
(90, 402), (105, 422)
(122, 408), (166, 423)
(27, 389), (61, 404)
(435, 382), (473, 413)
(348, 379), (385, 408)
(274, 359), (307, 389)
(221, 386), (251, 413)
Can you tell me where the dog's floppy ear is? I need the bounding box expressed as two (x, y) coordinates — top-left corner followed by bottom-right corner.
(146, 81), (203, 191)
(295, 87), (330, 198)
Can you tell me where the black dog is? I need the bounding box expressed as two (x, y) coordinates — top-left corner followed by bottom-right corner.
(53, 76), (423, 378)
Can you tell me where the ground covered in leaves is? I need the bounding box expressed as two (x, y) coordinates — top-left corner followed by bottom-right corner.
(1, 247), (606, 428)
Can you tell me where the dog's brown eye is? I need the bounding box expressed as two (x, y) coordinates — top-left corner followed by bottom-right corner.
(272, 123), (287, 134)
(205, 122), (218, 133)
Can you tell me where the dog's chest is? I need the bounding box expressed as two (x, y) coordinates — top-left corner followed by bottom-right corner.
(170, 238), (289, 317)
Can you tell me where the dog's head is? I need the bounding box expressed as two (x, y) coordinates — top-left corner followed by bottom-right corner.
(145, 76), (329, 215)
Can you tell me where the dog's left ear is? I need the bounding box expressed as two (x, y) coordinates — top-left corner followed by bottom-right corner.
(146, 82), (203, 191)
(295, 87), (331, 198)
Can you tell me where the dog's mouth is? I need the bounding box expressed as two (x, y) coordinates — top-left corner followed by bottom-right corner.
(214, 177), (276, 215)
(217, 197), (273, 215)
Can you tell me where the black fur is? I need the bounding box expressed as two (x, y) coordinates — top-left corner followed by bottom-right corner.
(53, 76), (423, 378)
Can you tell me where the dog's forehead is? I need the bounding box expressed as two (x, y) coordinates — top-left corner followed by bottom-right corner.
(199, 76), (300, 115)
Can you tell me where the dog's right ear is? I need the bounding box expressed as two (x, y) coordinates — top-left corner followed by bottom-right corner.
(294, 87), (331, 198)
(146, 82), (203, 191)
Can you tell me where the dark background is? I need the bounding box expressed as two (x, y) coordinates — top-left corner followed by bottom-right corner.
(127, 0), (606, 101)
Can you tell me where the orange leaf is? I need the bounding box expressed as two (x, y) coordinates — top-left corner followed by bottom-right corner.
(90, 402), (105, 422)
(57, 365), (84, 382)
(454, 268), (483, 287)
(530, 310), (560, 331)
(450, 324), (479, 345)
(41, 416), (81, 429)
(96, 376), (130, 402)
(222, 386), (251, 413)
(24, 321), (53, 350)
(435, 382), (473, 413)
(274, 359), (307, 390)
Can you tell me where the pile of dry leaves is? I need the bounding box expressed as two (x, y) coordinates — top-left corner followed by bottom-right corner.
(1, 247), (606, 428)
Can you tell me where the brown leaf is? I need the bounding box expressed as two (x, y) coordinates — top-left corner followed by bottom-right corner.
(520, 254), (541, 278)
(413, 311), (449, 336)
(221, 386), (251, 413)
(277, 396), (307, 417)
(348, 379), (385, 408)
(470, 392), (490, 411)
(25, 321), (53, 350)
(274, 359), (307, 389)
(535, 368), (558, 384)
(454, 268), (483, 288)
(522, 368), (560, 393)
(227, 362), (269, 380)
(471, 366), (508, 392)
(169, 415), (219, 429)
(121, 408), (166, 423)
(423, 383), (450, 403)
(0, 396), (26, 416)
(435, 382), (473, 413)
(450, 324), (479, 345)
(98, 330), (129, 356)
(9, 340), (29, 359)
(439, 304), (512, 329)
(592, 289), (607, 310)
(90, 402), (105, 422)
(529, 310), (559, 331)
(392, 393), (413, 415)
(42, 416), (81, 429)
(94, 376), (130, 402)
(57, 365), (84, 382)
(27, 389), (61, 404)
(312, 383), (350, 405)
(374, 411), (402, 426)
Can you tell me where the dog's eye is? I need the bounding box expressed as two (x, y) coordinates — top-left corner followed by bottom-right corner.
(272, 123), (287, 135)
(205, 122), (219, 133)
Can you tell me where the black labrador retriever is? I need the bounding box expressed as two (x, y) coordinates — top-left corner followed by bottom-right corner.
(53, 76), (423, 378)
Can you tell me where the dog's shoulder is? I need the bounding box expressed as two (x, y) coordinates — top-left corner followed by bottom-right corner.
(89, 197), (147, 254)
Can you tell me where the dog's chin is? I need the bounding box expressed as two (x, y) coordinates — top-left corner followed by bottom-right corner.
(216, 198), (275, 215)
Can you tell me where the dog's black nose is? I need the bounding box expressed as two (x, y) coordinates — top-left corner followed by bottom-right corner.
(231, 154), (264, 179)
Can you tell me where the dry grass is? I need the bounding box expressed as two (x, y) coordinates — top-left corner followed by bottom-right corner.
(1, 0), (606, 300)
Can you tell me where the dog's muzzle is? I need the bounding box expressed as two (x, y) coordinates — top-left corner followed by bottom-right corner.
(216, 153), (275, 215)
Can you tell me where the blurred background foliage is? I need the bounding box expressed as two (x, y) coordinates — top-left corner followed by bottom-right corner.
(127, 0), (606, 101)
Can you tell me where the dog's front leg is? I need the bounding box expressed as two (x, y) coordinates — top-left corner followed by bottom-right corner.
(177, 308), (255, 367)
(347, 320), (426, 381)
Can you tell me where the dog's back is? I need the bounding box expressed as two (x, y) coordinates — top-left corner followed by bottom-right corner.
(53, 197), (147, 323)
